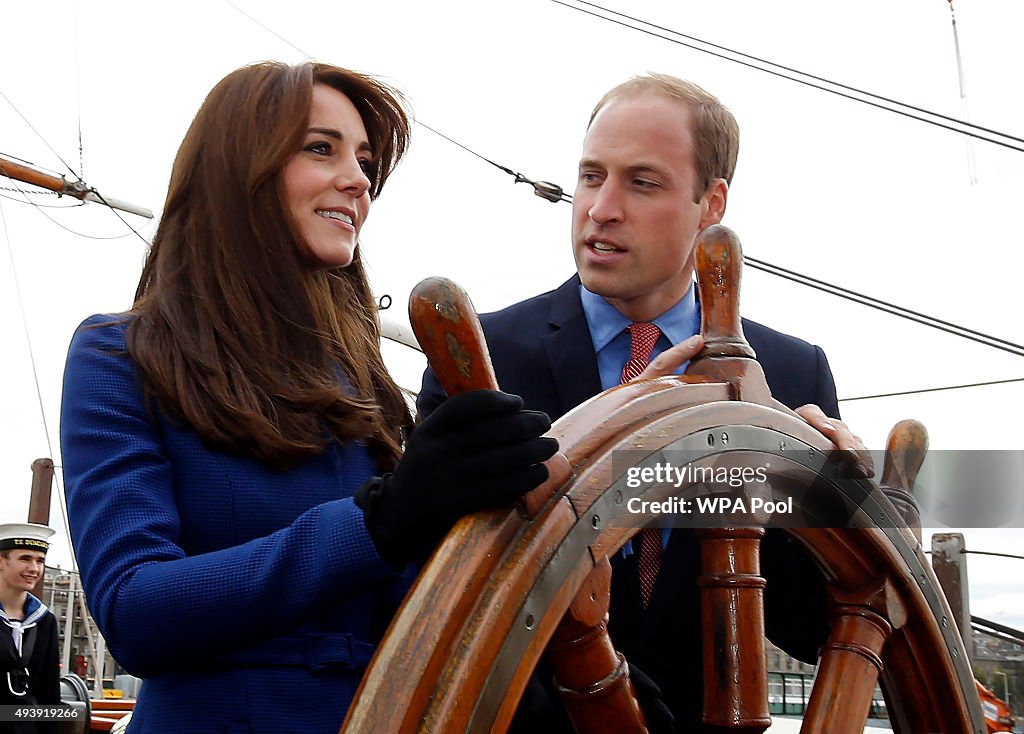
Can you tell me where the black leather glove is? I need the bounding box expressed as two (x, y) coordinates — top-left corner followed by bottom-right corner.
(356, 389), (558, 567)
(628, 661), (675, 734)
(510, 669), (573, 733)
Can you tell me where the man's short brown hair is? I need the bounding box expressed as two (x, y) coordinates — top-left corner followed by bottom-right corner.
(589, 73), (740, 199)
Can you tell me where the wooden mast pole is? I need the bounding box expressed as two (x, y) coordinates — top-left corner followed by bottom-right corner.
(27, 458), (55, 601)
(0, 154), (153, 219)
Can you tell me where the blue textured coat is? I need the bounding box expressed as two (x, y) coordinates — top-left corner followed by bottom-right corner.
(60, 316), (407, 733)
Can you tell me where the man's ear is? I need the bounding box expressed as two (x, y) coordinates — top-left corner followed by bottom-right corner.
(699, 178), (729, 228)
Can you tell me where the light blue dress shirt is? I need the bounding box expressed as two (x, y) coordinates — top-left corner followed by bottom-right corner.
(580, 281), (701, 390)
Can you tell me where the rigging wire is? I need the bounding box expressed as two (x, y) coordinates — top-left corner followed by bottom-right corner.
(0, 191), (85, 209)
(743, 257), (1024, 358)
(0, 198), (72, 540)
(88, 189), (153, 247)
(971, 625), (1024, 649)
(416, 122), (515, 174)
(72, 0), (86, 178)
(568, 0), (1024, 146)
(551, 188), (1024, 360)
(0, 89), (83, 179)
(221, 0), (310, 58)
(551, 0), (1024, 154)
(946, 0), (978, 184)
(218, 0), (571, 202)
(0, 175), (136, 241)
(839, 376), (1024, 403)
(963, 549), (1024, 562)
(415, 122), (571, 202)
(746, 256), (1023, 354)
(0, 152), (68, 179)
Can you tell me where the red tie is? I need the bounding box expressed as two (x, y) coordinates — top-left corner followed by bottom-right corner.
(620, 322), (661, 383)
(620, 322), (663, 608)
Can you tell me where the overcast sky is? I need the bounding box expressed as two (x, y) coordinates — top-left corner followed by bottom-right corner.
(2, 0), (1022, 631)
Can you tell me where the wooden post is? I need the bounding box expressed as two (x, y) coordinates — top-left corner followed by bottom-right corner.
(879, 420), (927, 544)
(686, 225), (772, 406)
(697, 527), (771, 732)
(802, 607), (891, 732)
(548, 558), (649, 732)
(28, 458), (54, 525)
(801, 578), (907, 733)
(28, 458), (54, 600)
(931, 533), (973, 663)
(408, 277), (497, 396)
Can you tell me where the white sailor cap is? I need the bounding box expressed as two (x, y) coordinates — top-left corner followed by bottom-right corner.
(0, 523), (55, 553)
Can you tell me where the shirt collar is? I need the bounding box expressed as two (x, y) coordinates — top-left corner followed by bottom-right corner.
(580, 280), (700, 350)
(0, 593), (45, 626)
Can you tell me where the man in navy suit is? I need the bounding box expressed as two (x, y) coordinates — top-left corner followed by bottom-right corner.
(418, 74), (868, 730)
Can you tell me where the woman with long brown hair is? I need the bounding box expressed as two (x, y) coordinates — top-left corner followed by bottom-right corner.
(59, 61), (556, 733)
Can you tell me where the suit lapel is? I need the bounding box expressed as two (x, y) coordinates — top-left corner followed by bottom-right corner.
(542, 277), (603, 420)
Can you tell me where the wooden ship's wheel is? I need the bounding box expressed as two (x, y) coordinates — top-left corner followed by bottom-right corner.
(342, 225), (986, 733)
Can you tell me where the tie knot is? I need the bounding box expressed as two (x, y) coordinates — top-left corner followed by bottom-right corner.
(627, 322), (661, 362)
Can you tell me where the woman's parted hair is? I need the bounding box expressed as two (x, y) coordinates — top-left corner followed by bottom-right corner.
(128, 61), (412, 469)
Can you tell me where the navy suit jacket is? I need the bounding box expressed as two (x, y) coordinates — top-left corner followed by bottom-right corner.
(418, 275), (840, 730)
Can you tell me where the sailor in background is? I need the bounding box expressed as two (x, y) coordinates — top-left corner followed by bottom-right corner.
(0, 523), (60, 734)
